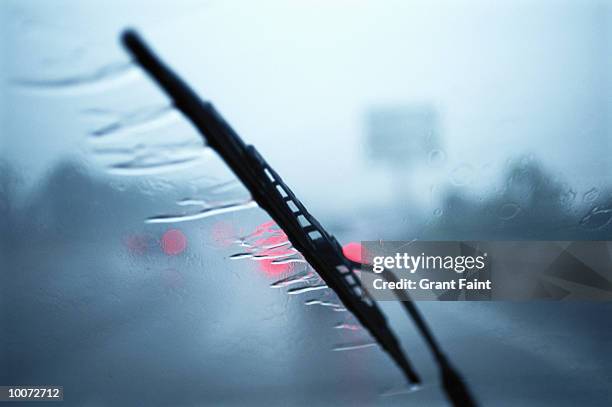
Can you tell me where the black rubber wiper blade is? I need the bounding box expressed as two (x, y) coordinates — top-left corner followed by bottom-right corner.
(121, 30), (477, 406)
(121, 28), (419, 384)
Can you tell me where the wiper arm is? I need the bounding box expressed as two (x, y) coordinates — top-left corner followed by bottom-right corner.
(121, 30), (477, 406)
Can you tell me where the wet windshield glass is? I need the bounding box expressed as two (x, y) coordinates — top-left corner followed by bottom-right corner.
(2, 1), (611, 406)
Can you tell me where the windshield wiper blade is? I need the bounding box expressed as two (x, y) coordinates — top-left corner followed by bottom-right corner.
(121, 29), (477, 406)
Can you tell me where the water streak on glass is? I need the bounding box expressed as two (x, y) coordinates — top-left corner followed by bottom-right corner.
(380, 384), (423, 397)
(498, 202), (521, 220)
(304, 299), (344, 309)
(229, 252), (255, 260)
(107, 154), (207, 175)
(11, 61), (137, 92)
(334, 323), (362, 331)
(332, 342), (378, 352)
(146, 201), (257, 224)
(87, 104), (179, 137)
(579, 205), (612, 230)
(583, 187), (600, 203)
(286, 284), (329, 295)
(270, 256), (308, 265)
(229, 221), (300, 268)
(270, 270), (316, 288)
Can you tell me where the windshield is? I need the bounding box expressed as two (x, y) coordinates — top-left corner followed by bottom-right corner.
(2, 1), (611, 406)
